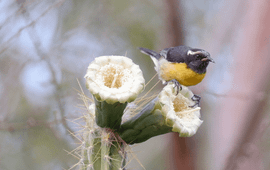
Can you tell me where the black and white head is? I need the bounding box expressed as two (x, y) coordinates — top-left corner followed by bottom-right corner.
(186, 49), (215, 74)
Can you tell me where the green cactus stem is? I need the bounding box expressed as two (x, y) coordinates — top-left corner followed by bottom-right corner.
(94, 98), (127, 130)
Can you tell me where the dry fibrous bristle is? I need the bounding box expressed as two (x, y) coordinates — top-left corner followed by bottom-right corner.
(69, 76), (155, 170)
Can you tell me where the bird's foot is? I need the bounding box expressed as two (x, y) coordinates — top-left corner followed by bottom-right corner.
(166, 79), (182, 95)
(190, 94), (201, 108)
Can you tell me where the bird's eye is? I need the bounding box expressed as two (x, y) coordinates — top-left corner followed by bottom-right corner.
(195, 55), (202, 59)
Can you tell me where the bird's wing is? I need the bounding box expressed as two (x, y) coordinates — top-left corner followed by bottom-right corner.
(165, 46), (190, 63)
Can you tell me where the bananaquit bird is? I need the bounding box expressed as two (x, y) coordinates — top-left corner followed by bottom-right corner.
(139, 45), (214, 106)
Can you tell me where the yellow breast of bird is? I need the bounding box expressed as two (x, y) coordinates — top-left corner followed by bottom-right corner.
(159, 62), (206, 86)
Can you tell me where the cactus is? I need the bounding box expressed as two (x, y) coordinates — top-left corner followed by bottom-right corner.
(74, 55), (203, 170)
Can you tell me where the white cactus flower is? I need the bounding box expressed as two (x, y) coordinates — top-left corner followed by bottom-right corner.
(85, 56), (145, 104)
(158, 83), (203, 137)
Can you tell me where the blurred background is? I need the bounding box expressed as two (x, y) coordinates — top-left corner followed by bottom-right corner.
(0, 0), (270, 169)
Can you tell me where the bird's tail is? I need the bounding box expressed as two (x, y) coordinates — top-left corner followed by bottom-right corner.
(139, 47), (161, 68)
(139, 47), (161, 60)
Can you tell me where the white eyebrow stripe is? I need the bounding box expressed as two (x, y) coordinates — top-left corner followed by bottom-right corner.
(187, 50), (202, 55)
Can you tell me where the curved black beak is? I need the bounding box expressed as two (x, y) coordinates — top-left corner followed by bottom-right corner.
(201, 56), (215, 63)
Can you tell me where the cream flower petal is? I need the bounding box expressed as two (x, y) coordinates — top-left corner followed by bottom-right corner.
(85, 56), (145, 104)
(158, 83), (203, 137)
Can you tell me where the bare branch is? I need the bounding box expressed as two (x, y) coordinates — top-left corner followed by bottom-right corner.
(0, 0), (65, 55)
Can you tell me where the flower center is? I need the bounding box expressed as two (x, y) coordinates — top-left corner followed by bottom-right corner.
(173, 96), (189, 112)
(99, 63), (131, 89)
(173, 95), (196, 120)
